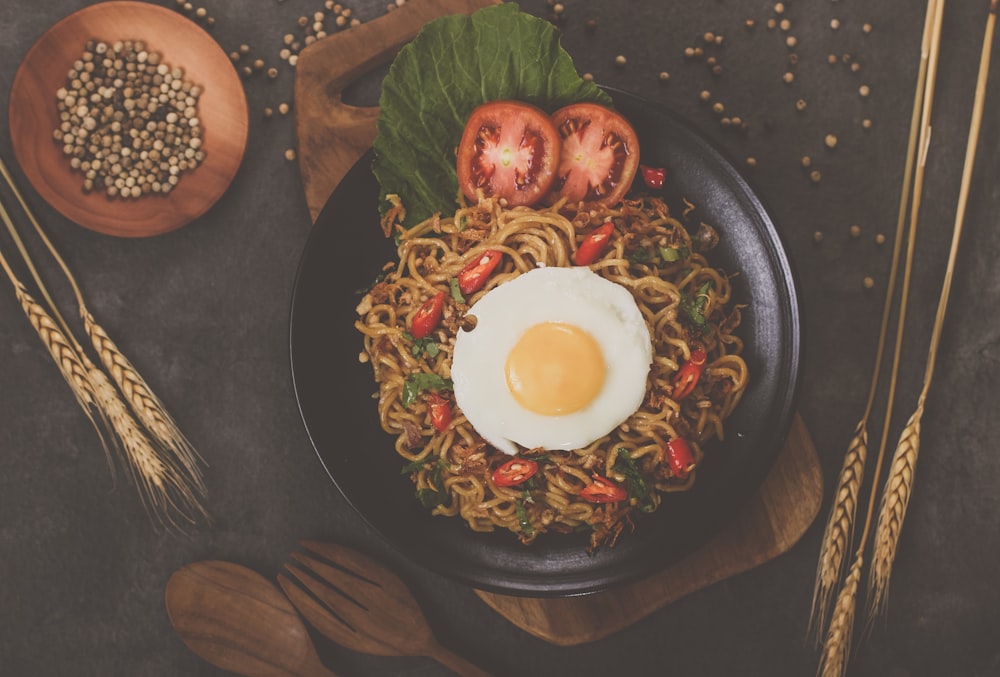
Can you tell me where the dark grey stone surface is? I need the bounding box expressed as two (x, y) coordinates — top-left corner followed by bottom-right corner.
(1, 1), (998, 675)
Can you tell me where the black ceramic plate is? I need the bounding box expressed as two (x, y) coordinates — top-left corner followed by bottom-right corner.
(290, 89), (801, 597)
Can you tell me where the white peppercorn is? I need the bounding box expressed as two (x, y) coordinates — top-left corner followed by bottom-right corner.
(53, 40), (206, 200)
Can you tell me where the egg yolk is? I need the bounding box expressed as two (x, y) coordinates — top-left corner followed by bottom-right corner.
(504, 322), (606, 416)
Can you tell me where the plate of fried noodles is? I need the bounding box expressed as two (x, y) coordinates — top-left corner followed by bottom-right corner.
(290, 89), (801, 596)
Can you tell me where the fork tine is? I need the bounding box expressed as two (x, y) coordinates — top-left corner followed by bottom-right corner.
(298, 541), (410, 599)
(276, 570), (365, 650)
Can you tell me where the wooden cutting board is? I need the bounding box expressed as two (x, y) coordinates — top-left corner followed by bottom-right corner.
(294, 0), (823, 646)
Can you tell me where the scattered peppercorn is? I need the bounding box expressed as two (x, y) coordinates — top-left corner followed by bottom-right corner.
(284, 148), (297, 161)
(786, 35), (798, 48)
(863, 276), (874, 289)
(278, 102), (290, 115)
(849, 224), (862, 238)
(746, 157), (757, 167)
(863, 23), (873, 34)
(779, 19), (791, 31)
(712, 102), (724, 114)
(801, 156), (812, 167)
(585, 18), (598, 31)
(825, 134), (838, 148)
(813, 230), (824, 243)
(614, 54), (627, 67)
(859, 84), (871, 97)
(830, 18), (841, 30)
(658, 71), (670, 82)
(699, 89), (712, 101)
(783, 71), (795, 84)
(774, 2), (785, 14)
(862, 118), (873, 129)
(810, 170), (822, 183)
(828, 53), (838, 64)
(796, 98), (807, 112)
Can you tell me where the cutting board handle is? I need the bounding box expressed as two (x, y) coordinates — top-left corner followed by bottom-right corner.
(295, 0), (499, 222)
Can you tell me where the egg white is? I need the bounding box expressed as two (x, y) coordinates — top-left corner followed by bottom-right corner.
(451, 266), (653, 455)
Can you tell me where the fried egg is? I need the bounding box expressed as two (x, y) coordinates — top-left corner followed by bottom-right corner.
(451, 266), (652, 455)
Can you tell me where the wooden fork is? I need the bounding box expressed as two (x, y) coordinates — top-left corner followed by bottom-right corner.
(277, 541), (494, 677)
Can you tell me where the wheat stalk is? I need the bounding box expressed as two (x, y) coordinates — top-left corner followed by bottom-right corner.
(810, 420), (867, 640)
(0, 155), (208, 529)
(810, 0), (942, 651)
(866, 0), (997, 627)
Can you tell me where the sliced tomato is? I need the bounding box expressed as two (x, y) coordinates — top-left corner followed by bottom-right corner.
(549, 103), (640, 206)
(579, 475), (628, 503)
(457, 101), (560, 207)
(491, 458), (539, 487)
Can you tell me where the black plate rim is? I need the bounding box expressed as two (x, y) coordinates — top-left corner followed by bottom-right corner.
(290, 87), (803, 597)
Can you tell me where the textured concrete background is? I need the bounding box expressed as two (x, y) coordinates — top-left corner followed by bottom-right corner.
(1, 1), (998, 675)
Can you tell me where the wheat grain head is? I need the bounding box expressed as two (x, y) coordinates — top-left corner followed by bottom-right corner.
(810, 419), (868, 640)
(85, 356), (208, 533)
(82, 310), (207, 496)
(817, 552), (863, 677)
(12, 281), (119, 462)
(868, 402), (923, 622)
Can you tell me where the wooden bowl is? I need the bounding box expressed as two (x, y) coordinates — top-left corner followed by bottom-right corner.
(8, 1), (248, 237)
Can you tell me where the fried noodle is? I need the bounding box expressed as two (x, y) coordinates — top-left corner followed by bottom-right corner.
(355, 196), (748, 550)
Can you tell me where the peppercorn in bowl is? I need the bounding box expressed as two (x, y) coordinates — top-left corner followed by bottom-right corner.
(9, 1), (248, 237)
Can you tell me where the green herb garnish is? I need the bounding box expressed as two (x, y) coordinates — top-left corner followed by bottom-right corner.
(373, 4), (612, 229)
(400, 457), (431, 474)
(403, 332), (441, 359)
(415, 458), (450, 508)
(659, 245), (690, 262)
(448, 277), (466, 305)
(679, 281), (714, 336)
(354, 272), (386, 295)
(515, 499), (535, 536)
(402, 373), (453, 408)
(614, 448), (656, 513)
(627, 247), (655, 264)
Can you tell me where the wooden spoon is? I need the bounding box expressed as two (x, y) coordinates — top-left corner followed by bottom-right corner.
(278, 541), (493, 677)
(165, 560), (337, 677)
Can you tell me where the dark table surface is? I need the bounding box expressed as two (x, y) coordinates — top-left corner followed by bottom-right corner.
(2, 1), (999, 676)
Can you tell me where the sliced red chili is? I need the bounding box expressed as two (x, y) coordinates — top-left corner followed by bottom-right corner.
(640, 164), (666, 190)
(666, 437), (696, 479)
(579, 474), (628, 503)
(491, 458), (538, 487)
(672, 348), (707, 400)
(457, 250), (503, 295)
(573, 221), (616, 266)
(410, 291), (446, 339)
(425, 392), (452, 432)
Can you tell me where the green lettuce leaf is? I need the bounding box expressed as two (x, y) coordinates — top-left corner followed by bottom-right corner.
(373, 3), (612, 229)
